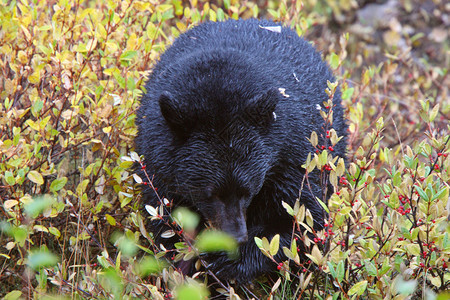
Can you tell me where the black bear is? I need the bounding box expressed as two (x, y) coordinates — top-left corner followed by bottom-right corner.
(136, 19), (346, 284)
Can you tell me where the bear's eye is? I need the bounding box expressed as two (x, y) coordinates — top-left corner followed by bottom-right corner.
(237, 187), (251, 198)
(204, 186), (217, 200)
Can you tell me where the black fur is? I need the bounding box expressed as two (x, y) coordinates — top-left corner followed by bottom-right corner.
(136, 19), (347, 284)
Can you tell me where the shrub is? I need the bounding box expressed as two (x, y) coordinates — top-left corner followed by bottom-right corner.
(0, 0), (448, 299)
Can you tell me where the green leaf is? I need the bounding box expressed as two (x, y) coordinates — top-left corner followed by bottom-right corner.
(429, 104), (439, 122)
(432, 187), (447, 201)
(414, 185), (429, 202)
(5, 171), (15, 186)
(436, 292), (450, 300)
(120, 50), (137, 61)
(24, 196), (55, 218)
(3, 291), (22, 300)
(342, 87), (354, 100)
(50, 177), (67, 192)
(48, 227), (61, 238)
(27, 171), (44, 185)
(195, 230), (237, 253)
(327, 261), (336, 279)
(348, 280), (368, 296)
(329, 53), (339, 69)
(336, 260), (344, 283)
(394, 278), (417, 295)
(364, 260), (378, 277)
(282, 201), (294, 216)
(27, 249), (59, 270)
(135, 256), (166, 276)
(254, 237), (263, 248)
(176, 283), (209, 300)
(269, 234), (280, 256)
(113, 233), (137, 257)
(172, 207), (200, 232)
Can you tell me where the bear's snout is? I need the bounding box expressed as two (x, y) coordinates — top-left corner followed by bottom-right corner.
(222, 214), (248, 244)
(212, 200), (248, 245)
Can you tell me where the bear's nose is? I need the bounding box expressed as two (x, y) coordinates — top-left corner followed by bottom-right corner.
(223, 216), (248, 245)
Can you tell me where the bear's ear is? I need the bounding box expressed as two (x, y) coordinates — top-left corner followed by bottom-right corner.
(159, 91), (190, 137)
(245, 87), (280, 126)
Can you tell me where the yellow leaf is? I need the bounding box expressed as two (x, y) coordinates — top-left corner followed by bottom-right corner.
(28, 70), (41, 84)
(28, 171), (44, 185)
(21, 25), (32, 41)
(25, 119), (39, 131)
(97, 23), (107, 39)
(105, 214), (116, 226)
(269, 234), (280, 256)
(86, 38), (98, 52)
(4, 200), (19, 209)
(6, 242), (15, 250)
(18, 50), (28, 64)
(406, 244), (420, 256)
(33, 225), (49, 233)
(311, 245), (323, 265)
(126, 33), (137, 50)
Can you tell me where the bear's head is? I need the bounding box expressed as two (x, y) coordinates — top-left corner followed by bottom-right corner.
(158, 85), (281, 244)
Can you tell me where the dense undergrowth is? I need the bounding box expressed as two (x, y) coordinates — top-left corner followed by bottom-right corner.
(0, 0), (448, 299)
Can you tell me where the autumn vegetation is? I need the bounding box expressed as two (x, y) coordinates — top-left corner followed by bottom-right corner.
(0, 0), (448, 299)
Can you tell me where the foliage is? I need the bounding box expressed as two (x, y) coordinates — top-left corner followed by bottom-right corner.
(0, 0), (448, 299)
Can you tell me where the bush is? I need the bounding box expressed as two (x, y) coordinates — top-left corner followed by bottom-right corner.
(0, 0), (448, 299)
